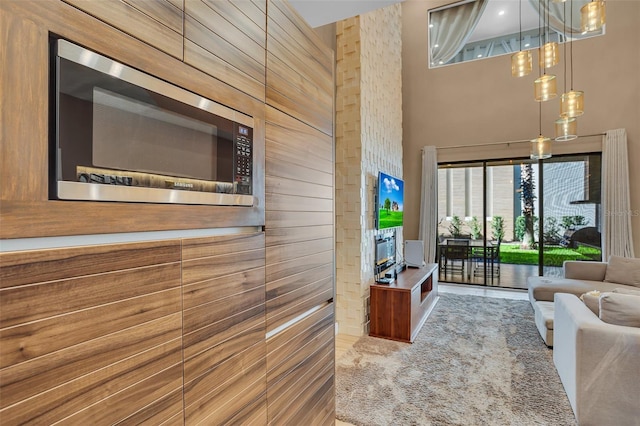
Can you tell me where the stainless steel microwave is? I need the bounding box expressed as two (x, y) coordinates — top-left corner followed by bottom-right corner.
(50, 39), (254, 206)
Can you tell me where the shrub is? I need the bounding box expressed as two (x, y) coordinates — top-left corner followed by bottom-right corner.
(561, 215), (590, 231)
(448, 215), (464, 237)
(515, 215), (538, 241)
(469, 216), (482, 240)
(543, 217), (562, 244)
(491, 216), (505, 242)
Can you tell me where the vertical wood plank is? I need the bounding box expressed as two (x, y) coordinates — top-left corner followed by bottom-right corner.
(0, 9), (48, 201)
(182, 233), (267, 425)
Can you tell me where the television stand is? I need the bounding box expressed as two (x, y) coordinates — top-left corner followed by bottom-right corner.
(369, 263), (438, 343)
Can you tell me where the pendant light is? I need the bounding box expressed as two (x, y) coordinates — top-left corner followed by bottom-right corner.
(534, 74), (557, 101)
(555, 0), (577, 141)
(531, 135), (552, 159)
(534, 0), (557, 102)
(561, 91), (584, 117)
(512, 0), (532, 77)
(532, 94), (552, 160)
(539, 42), (559, 68)
(539, 0), (559, 69)
(581, 0), (606, 32)
(561, 0), (584, 117)
(555, 117), (578, 141)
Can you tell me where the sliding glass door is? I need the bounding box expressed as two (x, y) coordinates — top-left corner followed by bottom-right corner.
(541, 155), (602, 277)
(437, 162), (488, 285)
(437, 154), (602, 289)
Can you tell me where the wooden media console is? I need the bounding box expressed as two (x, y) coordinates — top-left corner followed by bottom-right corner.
(369, 263), (439, 343)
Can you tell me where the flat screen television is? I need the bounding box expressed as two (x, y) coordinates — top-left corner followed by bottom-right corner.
(376, 171), (404, 230)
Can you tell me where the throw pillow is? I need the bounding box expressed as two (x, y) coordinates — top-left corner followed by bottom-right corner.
(604, 256), (640, 288)
(613, 287), (640, 296)
(599, 293), (640, 328)
(580, 291), (601, 316)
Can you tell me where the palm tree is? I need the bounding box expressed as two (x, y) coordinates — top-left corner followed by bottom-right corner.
(520, 163), (536, 249)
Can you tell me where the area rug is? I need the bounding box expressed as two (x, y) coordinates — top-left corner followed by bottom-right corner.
(335, 293), (576, 426)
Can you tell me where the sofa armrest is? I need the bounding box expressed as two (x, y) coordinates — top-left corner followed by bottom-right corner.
(563, 260), (607, 281)
(553, 293), (640, 425)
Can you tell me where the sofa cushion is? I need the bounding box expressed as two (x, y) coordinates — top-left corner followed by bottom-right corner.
(529, 275), (640, 303)
(533, 301), (554, 346)
(599, 293), (640, 327)
(604, 256), (640, 288)
(529, 277), (608, 303)
(613, 287), (640, 296)
(580, 291), (601, 315)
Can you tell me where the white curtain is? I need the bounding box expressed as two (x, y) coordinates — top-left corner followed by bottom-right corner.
(430, 0), (488, 65)
(529, 0), (589, 37)
(602, 129), (635, 259)
(419, 146), (438, 263)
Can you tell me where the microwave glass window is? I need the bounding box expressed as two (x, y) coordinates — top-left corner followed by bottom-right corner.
(57, 57), (234, 183)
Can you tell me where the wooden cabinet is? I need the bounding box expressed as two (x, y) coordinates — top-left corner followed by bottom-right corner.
(266, 0), (334, 136)
(0, 240), (184, 424)
(369, 264), (438, 343)
(184, 0), (266, 100)
(264, 2), (335, 423)
(182, 233), (267, 425)
(0, 0), (266, 239)
(62, 0), (184, 59)
(1, 0), (334, 424)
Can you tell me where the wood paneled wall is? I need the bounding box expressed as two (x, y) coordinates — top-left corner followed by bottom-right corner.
(264, 2), (335, 423)
(0, 241), (184, 424)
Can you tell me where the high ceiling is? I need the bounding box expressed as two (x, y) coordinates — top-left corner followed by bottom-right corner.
(288, 0), (542, 39)
(288, 0), (404, 28)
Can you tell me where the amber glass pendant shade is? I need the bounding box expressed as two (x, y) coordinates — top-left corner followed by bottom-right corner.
(512, 51), (533, 77)
(560, 90), (584, 117)
(534, 75), (557, 102)
(530, 136), (552, 159)
(539, 42), (560, 68)
(581, 1), (606, 32)
(555, 117), (578, 141)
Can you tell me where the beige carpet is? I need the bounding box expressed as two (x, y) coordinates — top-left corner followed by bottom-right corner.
(335, 293), (576, 426)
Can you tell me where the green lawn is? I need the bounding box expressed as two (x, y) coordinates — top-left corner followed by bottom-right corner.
(500, 243), (602, 267)
(378, 210), (403, 229)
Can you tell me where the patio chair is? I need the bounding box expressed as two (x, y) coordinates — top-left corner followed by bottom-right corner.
(440, 239), (470, 278)
(472, 240), (501, 278)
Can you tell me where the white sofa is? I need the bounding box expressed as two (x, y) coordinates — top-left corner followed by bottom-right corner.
(553, 293), (640, 426)
(528, 258), (640, 346)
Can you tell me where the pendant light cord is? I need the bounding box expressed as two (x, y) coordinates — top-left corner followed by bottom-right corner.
(539, 97), (543, 136)
(545, 0), (549, 45)
(538, 0), (543, 76)
(563, 1), (567, 93)
(570, 0), (574, 90)
(519, 0), (523, 51)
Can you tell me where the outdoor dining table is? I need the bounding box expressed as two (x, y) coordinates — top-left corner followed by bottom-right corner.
(438, 239), (499, 279)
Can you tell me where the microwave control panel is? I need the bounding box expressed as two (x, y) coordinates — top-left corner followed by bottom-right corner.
(234, 125), (253, 195)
